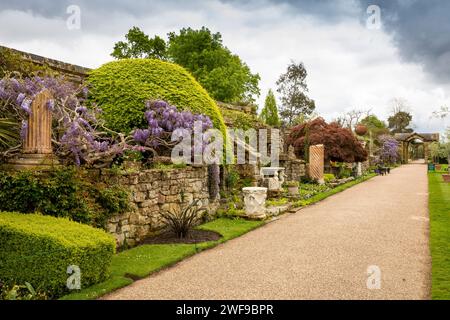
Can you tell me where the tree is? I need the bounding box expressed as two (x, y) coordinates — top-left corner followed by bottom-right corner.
(112, 26), (260, 104)
(167, 27), (260, 103)
(259, 89), (280, 127)
(276, 61), (315, 126)
(111, 26), (168, 60)
(388, 111), (413, 134)
(287, 118), (368, 163)
(335, 109), (371, 131)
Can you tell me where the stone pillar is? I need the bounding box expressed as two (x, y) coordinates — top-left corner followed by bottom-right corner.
(5, 90), (59, 170)
(24, 90), (53, 154)
(356, 162), (362, 177)
(309, 144), (325, 184)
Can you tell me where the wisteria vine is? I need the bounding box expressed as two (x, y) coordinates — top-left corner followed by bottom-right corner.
(0, 75), (128, 166)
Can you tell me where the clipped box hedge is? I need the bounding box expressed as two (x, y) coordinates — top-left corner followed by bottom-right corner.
(0, 212), (115, 298)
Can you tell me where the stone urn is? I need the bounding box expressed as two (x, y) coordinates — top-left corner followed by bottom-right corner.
(442, 174), (450, 183)
(285, 181), (299, 197)
(242, 187), (267, 219)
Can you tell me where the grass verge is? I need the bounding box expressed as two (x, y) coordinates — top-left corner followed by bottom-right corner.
(294, 173), (377, 207)
(428, 172), (450, 300)
(61, 172), (377, 300)
(60, 217), (263, 300)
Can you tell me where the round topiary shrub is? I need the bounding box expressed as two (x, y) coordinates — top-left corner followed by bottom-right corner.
(87, 59), (227, 135)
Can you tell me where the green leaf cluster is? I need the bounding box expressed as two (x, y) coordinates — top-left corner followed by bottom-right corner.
(0, 212), (115, 298)
(259, 89), (280, 127)
(0, 168), (130, 228)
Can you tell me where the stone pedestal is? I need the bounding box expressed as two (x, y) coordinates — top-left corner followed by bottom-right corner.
(242, 187), (267, 219)
(5, 90), (59, 170)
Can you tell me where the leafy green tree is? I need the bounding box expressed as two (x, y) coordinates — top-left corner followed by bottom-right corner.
(276, 61), (315, 126)
(112, 26), (260, 103)
(167, 27), (260, 103)
(111, 26), (167, 60)
(360, 115), (389, 137)
(259, 89), (280, 127)
(388, 111), (413, 134)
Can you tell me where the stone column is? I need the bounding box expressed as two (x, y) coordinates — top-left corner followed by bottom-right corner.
(23, 90), (53, 154)
(5, 90), (59, 170)
(309, 144), (325, 184)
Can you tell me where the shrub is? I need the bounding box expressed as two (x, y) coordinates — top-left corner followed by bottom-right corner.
(0, 168), (130, 228)
(324, 173), (336, 183)
(288, 117), (368, 163)
(222, 108), (266, 130)
(0, 212), (115, 298)
(87, 58), (227, 135)
(284, 181), (299, 187)
(160, 199), (206, 238)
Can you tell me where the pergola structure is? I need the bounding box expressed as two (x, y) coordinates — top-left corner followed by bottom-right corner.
(394, 132), (440, 163)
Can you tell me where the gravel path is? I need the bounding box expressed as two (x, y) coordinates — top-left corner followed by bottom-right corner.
(104, 164), (431, 300)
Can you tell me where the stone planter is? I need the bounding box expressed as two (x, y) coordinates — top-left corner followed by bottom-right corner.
(242, 187), (267, 220)
(442, 174), (450, 183)
(288, 186), (299, 196)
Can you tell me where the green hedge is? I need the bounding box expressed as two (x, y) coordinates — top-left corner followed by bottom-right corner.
(0, 212), (115, 298)
(0, 168), (130, 228)
(88, 58), (227, 135)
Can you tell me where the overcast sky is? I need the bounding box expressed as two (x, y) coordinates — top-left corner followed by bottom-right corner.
(0, 0), (449, 134)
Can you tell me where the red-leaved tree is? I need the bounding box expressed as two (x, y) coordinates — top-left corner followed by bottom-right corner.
(287, 117), (368, 163)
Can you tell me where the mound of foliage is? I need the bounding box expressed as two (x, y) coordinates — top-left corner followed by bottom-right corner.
(0, 212), (115, 299)
(221, 108), (266, 130)
(288, 117), (368, 163)
(0, 168), (130, 228)
(88, 58), (227, 135)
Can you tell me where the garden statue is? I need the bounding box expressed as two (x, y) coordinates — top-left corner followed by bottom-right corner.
(288, 145), (296, 160)
(260, 167), (285, 192)
(242, 187), (267, 219)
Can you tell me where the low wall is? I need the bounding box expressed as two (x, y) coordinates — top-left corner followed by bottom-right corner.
(100, 166), (219, 247)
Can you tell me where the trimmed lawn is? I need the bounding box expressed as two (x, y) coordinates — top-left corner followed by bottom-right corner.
(429, 172), (450, 300)
(60, 218), (263, 300)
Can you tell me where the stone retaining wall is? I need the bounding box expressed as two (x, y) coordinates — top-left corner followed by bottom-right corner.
(100, 166), (219, 247)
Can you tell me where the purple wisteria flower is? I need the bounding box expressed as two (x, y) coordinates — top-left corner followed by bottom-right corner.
(132, 100), (213, 150)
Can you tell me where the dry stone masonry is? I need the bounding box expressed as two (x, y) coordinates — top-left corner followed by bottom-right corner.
(102, 166), (219, 247)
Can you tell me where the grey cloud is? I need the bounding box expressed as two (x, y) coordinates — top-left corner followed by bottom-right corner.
(358, 0), (450, 83)
(226, 0), (450, 83)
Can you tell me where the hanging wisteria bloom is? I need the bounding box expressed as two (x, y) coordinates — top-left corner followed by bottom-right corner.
(132, 100), (213, 152)
(0, 75), (128, 166)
